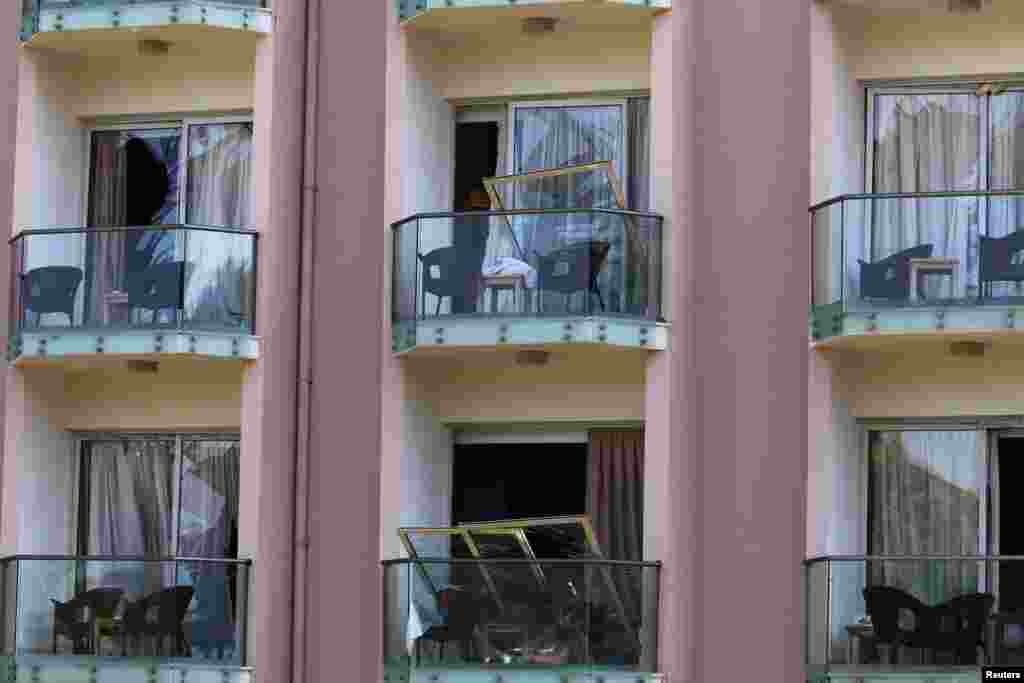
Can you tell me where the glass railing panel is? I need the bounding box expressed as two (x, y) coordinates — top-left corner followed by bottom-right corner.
(806, 191), (1024, 338)
(803, 557), (1024, 670)
(35, 0), (266, 7)
(181, 229), (256, 333)
(382, 558), (660, 676)
(8, 557), (250, 663)
(391, 210), (664, 323)
(805, 559), (829, 669)
(845, 196), (981, 311)
(10, 227), (258, 338)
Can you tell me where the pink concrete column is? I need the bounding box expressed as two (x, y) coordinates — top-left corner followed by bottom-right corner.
(0, 0), (21, 518)
(301, 2), (386, 683)
(246, 2), (306, 683)
(648, 1), (809, 681)
(690, 1), (809, 682)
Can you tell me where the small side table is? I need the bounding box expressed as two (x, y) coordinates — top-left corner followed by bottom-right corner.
(103, 290), (131, 325)
(845, 623), (874, 664)
(481, 273), (526, 314)
(909, 257), (959, 303)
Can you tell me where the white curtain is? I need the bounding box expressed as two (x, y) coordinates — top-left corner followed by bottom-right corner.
(865, 94), (981, 302)
(186, 123), (253, 228)
(183, 123), (254, 329)
(868, 431), (985, 605)
(87, 440), (176, 597)
(510, 105), (624, 257)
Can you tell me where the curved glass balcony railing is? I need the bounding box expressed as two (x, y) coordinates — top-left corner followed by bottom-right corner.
(383, 558), (661, 681)
(811, 190), (1024, 341)
(1, 555), (250, 663)
(806, 555), (1024, 675)
(20, 0), (270, 40)
(391, 209), (665, 352)
(9, 225), (257, 361)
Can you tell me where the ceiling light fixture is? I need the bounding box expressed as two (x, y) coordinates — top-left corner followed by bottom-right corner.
(948, 0), (987, 12)
(948, 340), (987, 358)
(522, 17), (558, 35)
(515, 350), (550, 366)
(138, 39), (171, 56)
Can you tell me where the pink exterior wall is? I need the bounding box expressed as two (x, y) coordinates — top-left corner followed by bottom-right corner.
(0, 0), (20, 557)
(647, 2), (809, 682)
(246, 5), (303, 683)
(302, 3), (385, 683)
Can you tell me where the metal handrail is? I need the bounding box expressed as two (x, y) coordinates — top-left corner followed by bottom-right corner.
(810, 189), (1024, 214)
(390, 207), (665, 231)
(805, 554), (1024, 566)
(10, 224), (259, 243)
(2, 554), (252, 564)
(381, 557), (662, 568)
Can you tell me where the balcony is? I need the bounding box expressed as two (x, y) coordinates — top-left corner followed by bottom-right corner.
(8, 226), (258, 365)
(805, 555), (1024, 682)
(383, 558), (661, 683)
(19, 0), (271, 43)
(391, 209), (666, 354)
(0, 555), (251, 682)
(810, 190), (1024, 347)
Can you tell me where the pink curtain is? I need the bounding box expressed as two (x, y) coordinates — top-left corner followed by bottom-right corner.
(587, 429), (645, 632)
(587, 429), (644, 561)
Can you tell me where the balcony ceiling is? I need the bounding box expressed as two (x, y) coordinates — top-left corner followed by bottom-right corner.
(402, 4), (663, 37)
(830, 0), (983, 12)
(23, 22), (262, 59)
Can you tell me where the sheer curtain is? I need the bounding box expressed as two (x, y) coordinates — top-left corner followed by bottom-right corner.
(867, 94), (981, 301)
(868, 431), (985, 605)
(988, 92), (1024, 297)
(87, 440), (175, 596)
(178, 441), (241, 654)
(511, 105), (624, 255)
(184, 123), (254, 328)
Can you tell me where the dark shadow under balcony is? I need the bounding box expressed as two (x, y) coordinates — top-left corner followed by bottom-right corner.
(8, 225), (258, 365)
(810, 190), (1024, 347)
(391, 209), (666, 354)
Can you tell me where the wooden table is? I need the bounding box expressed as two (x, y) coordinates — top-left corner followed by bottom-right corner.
(103, 290), (131, 325)
(909, 257), (959, 303)
(481, 273), (526, 314)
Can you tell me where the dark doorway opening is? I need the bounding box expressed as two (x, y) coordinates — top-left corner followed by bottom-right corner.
(1001, 438), (1024, 611)
(452, 443), (587, 525)
(453, 122), (499, 211)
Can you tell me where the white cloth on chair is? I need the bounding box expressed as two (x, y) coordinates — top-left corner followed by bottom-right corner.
(482, 257), (537, 289)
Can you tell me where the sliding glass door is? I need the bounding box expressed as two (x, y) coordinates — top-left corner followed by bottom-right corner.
(867, 430), (987, 605)
(77, 119), (254, 329)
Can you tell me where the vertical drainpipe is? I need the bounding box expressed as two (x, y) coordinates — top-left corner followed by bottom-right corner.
(291, 0), (320, 678)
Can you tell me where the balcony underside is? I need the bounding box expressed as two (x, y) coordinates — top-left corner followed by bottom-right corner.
(810, 303), (1024, 350)
(4, 656), (251, 683)
(22, 2), (271, 42)
(397, 1), (669, 25)
(392, 316), (667, 354)
(9, 330), (259, 366)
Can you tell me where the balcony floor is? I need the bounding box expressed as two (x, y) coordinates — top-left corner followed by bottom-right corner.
(812, 670), (980, 683)
(390, 665), (663, 683)
(393, 315), (667, 354)
(4, 656), (251, 683)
